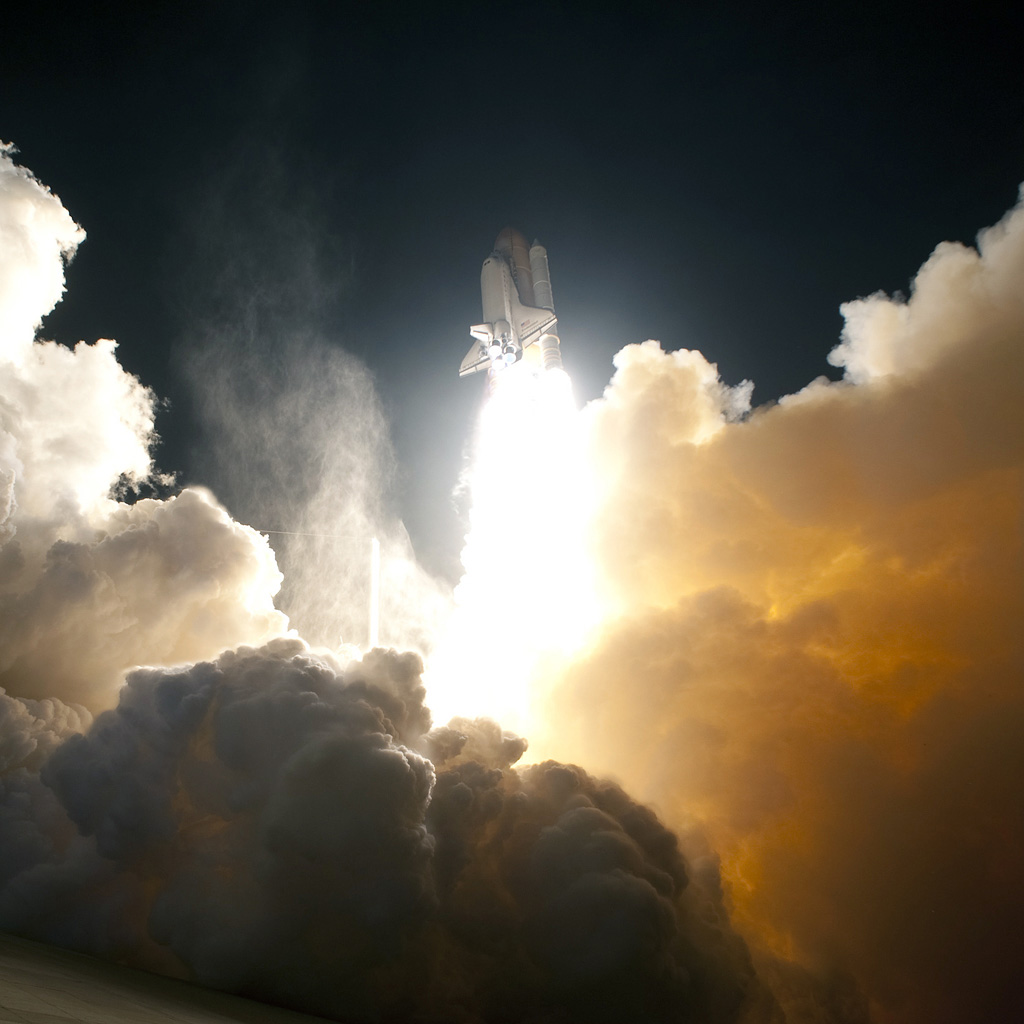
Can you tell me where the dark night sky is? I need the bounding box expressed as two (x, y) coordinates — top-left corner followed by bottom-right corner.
(3, 1), (1022, 575)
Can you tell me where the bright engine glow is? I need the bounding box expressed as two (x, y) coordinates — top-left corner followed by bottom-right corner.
(425, 368), (597, 735)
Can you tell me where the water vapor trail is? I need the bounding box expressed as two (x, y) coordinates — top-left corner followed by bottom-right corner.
(184, 331), (449, 656)
(173, 141), (450, 657)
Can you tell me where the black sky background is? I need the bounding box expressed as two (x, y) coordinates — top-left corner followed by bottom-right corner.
(3, 0), (1022, 577)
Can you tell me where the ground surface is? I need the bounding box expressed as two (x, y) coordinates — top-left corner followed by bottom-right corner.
(0, 932), (332, 1024)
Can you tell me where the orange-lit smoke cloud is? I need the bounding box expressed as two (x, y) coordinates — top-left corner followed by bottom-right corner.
(536, 191), (1024, 1023)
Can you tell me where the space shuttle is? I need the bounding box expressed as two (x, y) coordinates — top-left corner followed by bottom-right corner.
(460, 228), (563, 378)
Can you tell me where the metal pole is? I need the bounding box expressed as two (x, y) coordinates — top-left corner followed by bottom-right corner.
(369, 537), (380, 649)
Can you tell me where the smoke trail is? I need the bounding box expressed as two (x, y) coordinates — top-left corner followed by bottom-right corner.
(535, 190), (1024, 1023)
(174, 142), (450, 656)
(184, 332), (450, 655)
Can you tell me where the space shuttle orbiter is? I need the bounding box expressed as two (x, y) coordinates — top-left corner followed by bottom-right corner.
(460, 227), (563, 378)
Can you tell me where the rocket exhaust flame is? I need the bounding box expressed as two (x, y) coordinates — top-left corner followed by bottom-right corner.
(425, 365), (597, 733)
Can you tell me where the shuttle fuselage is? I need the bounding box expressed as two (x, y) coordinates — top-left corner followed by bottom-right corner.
(460, 227), (562, 378)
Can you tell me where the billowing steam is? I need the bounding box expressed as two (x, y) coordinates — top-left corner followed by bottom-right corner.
(534, 190), (1024, 1023)
(4, 138), (1019, 1023)
(0, 145), (783, 1024)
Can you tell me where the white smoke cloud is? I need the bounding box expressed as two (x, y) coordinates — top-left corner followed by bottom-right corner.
(0, 143), (85, 364)
(830, 188), (1024, 384)
(2, 339), (155, 524)
(166, 134), (452, 660)
(1, 488), (289, 706)
(0, 143), (288, 710)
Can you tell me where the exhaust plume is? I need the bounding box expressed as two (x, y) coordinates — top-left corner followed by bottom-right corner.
(10, 137), (1017, 1023)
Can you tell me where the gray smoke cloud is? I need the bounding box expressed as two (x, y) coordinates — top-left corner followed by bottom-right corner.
(0, 641), (775, 1022)
(0, 144), (806, 1023)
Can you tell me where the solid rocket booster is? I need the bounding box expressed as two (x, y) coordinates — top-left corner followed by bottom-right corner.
(460, 228), (562, 377)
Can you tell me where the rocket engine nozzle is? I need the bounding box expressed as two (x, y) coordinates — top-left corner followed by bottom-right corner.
(540, 332), (562, 371)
